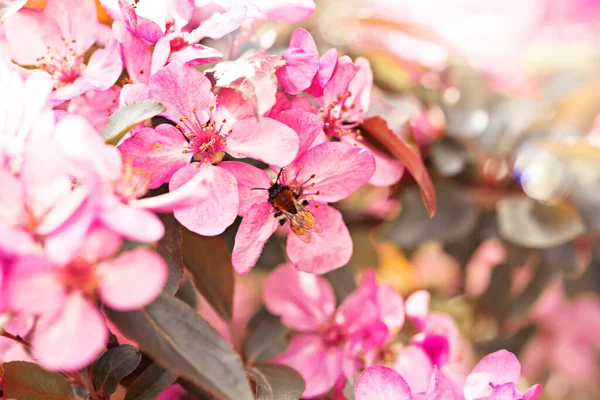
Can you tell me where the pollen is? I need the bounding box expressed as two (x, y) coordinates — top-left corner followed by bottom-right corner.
(319, 89), (364, 141)
(35, 38), (85, 87)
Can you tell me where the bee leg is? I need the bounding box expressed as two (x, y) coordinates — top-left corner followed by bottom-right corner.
(273, 211), (282, 218)
(276, 214), (286, 226)
(278, 218), (286, 226)
(300, 199), (309, 206)
(294, 187), (304, 199)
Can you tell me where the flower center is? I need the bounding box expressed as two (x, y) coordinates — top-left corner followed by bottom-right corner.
(178, 107), (230, 165)
(61, 259), (97, 296)
(114, 160), (151, 203)
(320, 91), (364, 140)
(278, 167), (321, 201)
(165, 22), (191, 52)
(35, 38), (86, 86)
(321, 324), (347, 347)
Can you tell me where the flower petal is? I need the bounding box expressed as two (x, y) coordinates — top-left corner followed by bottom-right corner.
(113, 20), (152, 84)
(412, 367), (455, 400)
(271, 334), (342, 399)
(306, 48), (338, 98)
(150, 62), (215, 123)
(220, 161), (271, 217)
(406, 290), (431, 330)
(100, 201), (165, 243)
(286, 141), (375, 203)
(5, 256), (65, 315)
(264, 263), (336, 331)
(33, 293), (108, 371)
(98, 248), (167, 310)
(170, 164), (238, 236)
(323, 56), (358, 107)
(44, 0), (98, 51)
(231, 202), (278, 275)
(118, 125), (189, 188)
(169, 44), (223, 66)
(188, 7), (247, 41)
(3, 9), (62, 65)
(270, 108), (323, 155)
(464, 350), (521, 400)
(355, 365), (412, 400)
(0, 167), (24, 226)
(227, 117), (299, 167)
(286, 205), (353, 274)
(277, 28), (319, 94)
(393, 345), (434, 394)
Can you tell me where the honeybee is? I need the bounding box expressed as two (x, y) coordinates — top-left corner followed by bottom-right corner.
(252, 168), (322, 243)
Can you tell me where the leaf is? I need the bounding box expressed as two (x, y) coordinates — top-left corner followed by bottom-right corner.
(497, 197), (585, 248)
(107, 292), (253, 400)
(245, 316), (289, 365)
(381, 181), (478, 247)
(175, 276), (198, 309)
(181, 227), (234, 321)
(248, 364), (305, 400)
(206, 51), (285, 117)
(0, 0), (26, 23)
(102, 100), (165, 145)
(157, 213), (183, 295)
(2, 361), (75, 400)
(91, 345), (142, 396)
(124, 364), (177, 400)
(360, 116), (436, 217)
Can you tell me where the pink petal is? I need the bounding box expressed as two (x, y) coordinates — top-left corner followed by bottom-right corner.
(464, 350), (521, 400)
(189, 7), (246, 41)
(214, 88), (255, 131)
(120, 83), (151, 107)
(393, 345), (434, 394)
(227, 117), (299, 166)
(286, 205), (352, 274)
(347, 57), (373, 117)
(376, 284), (405, 332)
(522, 385), (542, 400)
(98, 248), (167, 310)
(169, 44), (224, 67)
(0, 167), (24, 226)
(465, 239), (506, 299)
(406, 290), (431, 330)
(118, 125), (189, 188)
(78, 225), (122, 263)
(270, 108), (323, 155)
(256, 0), (316, 22)
(3, 9), (62, 65)
(119, 0), (164, 44)
(67, 86), (121, 132)
(44, 0), (99, 52)
(51, 41), (123, 103)
(271, 334), (342, 399)
(33, 293), (108, 371)
(100, 201), (165, 243)
(364, 144), (405, 187)
(170, 163), (238, 236)
(413, 334), (450, 367)
(276, 28), (319, 95)
(150, 36), (171, 74)
(355, 365), (412, 400)
(150, 62), (215, 123)
(412, 367), (455, 400)
(231, 202), (278, 275)
(113, 20), (152, 84)
(287, 141), (375, 203)
(306, 48), (338, 98)
(5, 256), (65, 315)
(219, 161), (271, 217)
(323, 56), (359, 107)
(264, 263), (335, 331)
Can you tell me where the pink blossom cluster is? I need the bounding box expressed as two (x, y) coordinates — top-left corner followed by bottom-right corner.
(264, 265), (541, 399)
(0, 0), (546, 398)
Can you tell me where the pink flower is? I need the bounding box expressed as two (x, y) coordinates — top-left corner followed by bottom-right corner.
(192, 0), (316, 23)
(356, 350), (541, 400)
(463, 350), (541, 400)
(4, 225), (168, 371)
(102, 0), (245, 69)
(223, 124), (374, 274)
(67, 85), (121, 132)
(520, 279), (600, 384)
(3, 0), (123, 103)
(264, 265), (404, 398)
(0, 59), (55, 172)
(355, 365), (454, 400)
(276, 28), (320, 95)
(118, 62), (300, 236)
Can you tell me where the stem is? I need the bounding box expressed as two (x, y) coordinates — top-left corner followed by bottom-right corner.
(0, 329), (30, 348)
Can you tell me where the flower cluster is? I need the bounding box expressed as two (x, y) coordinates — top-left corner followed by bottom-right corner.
(0, 0), (550, 399)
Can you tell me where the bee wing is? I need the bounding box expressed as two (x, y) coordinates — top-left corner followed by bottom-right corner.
(295, 201), (323, 234)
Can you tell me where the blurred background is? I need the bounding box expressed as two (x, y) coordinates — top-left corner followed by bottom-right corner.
(229, 1), (600, 399)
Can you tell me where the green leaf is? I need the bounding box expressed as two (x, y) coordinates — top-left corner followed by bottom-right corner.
(124, 364), (177, 400)
(157, 213), (184, 295)
(175, 276), (198, 309)
(248, 364), (305, 400)
(2, 361), (75, 400)
(91, 345), (142, 396)
(102, 100), (165, 145)
(245, 315), (289, 365)
(181, 227), (234, 321)
(107, 292), (253, 400)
